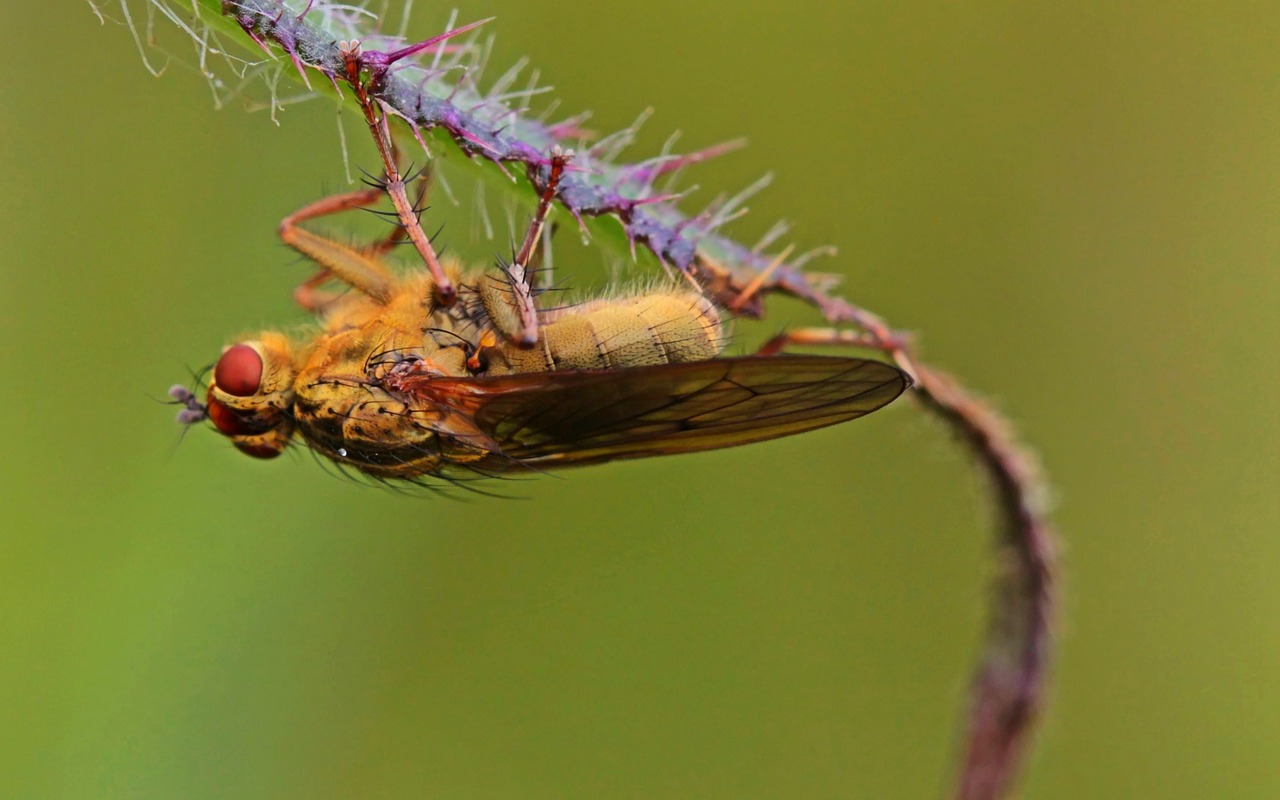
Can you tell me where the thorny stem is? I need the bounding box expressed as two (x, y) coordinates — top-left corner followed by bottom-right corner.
(129, 1), (1059, 796)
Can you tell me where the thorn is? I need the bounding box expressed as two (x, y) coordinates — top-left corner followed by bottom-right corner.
(284, 45), (312, 89)
(547, 113), (595, 140)
(365, 17), (495, 71)
(730, 244), (794, 312)
(588, 107), (653, 161)
(629, 190), (690, 208)
(452, 124), (502, 158)
(753, 219), (792, 254)
(488, 55), (529, 98)
(791, 245), (840, 270)
(631, 138), (748, 183)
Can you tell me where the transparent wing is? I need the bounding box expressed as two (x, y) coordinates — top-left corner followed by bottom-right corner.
(397, 355), (910, 468)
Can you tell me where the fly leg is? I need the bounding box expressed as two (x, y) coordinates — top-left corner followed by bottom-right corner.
(278, 144), (436, 312)
(476, 148), (571, 349)
(365, 163), (434, 258)
(756, 326), (916, 380)
(339, 41), (458, 305)
(279, 186), (397, 311)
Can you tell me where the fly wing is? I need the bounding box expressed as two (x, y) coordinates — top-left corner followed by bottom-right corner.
(397, 355), (909, 468)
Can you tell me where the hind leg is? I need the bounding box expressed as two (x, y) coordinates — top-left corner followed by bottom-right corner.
(278, 186), (395, 310)
(476, 149), (571, 348)
(277, 159), (435, 312)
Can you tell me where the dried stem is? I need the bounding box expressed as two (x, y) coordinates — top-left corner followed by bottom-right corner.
(923, 363), (1055, 800)
(786, 297), (1057, 800)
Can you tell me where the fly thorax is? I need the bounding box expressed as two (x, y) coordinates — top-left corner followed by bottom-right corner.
(291, 327), (470, 477)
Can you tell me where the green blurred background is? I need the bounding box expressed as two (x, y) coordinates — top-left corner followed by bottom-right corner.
(2, 2), (1276, 797)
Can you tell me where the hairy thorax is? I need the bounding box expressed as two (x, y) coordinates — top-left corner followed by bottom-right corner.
(291, 307), (480, 477)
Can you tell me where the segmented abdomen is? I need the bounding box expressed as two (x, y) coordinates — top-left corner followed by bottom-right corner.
(495, 291), (723, 373)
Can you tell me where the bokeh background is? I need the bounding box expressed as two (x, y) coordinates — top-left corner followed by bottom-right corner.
(2, 2), (1276, 798)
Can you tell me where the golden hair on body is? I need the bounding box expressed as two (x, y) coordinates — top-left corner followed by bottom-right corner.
(174, 157), (908, 482)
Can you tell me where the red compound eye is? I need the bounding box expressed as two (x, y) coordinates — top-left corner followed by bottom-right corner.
(235, 442), (284, 460)
(214, 343), (263, 397)
(206, 395), (258, 437)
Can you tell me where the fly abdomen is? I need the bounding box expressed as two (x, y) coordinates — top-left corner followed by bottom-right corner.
(497, 290), (723, 373)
